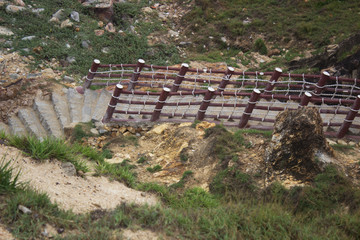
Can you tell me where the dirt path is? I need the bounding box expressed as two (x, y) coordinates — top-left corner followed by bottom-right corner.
(0, 145), (158, 214)
(0, 224), (15, 240)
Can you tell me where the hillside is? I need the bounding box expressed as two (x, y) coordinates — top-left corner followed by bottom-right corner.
(1, 0), (360, 239)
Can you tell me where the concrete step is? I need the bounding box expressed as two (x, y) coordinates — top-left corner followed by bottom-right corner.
(67, 88), (84, 123)
(82, 89), (99, 122)
(92, 89), (111, 121)
(8, 116), (27, 137)
(18, 108), (48, 140)
(34, 98), (64, 139)
(52, 89), (71, 129)
(0, 122), (10, 136)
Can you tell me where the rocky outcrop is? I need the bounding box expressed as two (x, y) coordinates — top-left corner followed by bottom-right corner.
(265, 107), (334, 182)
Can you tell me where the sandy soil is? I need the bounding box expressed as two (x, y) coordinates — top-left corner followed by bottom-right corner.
(0, 145), (158, 214)
(0, 224), (14, 240)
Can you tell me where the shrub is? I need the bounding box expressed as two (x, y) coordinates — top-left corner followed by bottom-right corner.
(254, 38), (268, 55)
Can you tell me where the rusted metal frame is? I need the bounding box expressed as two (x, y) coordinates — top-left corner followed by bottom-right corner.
(264, 68), (282, 95)
(337, 95), (360, 138)
(150, 87), (171, 121)
(170, 63), (189, 92)
(115, 99), (202, 106)
(98, 64), (135, 68)
(102, 84), (123, 123)
(238, 89), (262, 128)
(83, 59), (100, 91)
(128, 59), (145, 90)
(216, 67), (235, 93)
(314, 71), (330, 95)
(196, 87), (216, 121)
(298, 92), (312, 107)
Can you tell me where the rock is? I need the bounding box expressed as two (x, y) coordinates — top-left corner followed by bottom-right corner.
(326, 138), (337, 146)
(221, 37), (227, 43)
(142, 7), (152, 13)
(242, 17), (252, 25)
(70, 11), (80, 22)
(105, 22), (115, 32)
(66, 56), (76, 64)
(31, 8), (44, 15)
(21, 35), (36, 41)
(337, 139), (347, 145)
(101, 47), (110, 54)
(9, 73), (19, 80)
(81, 40), (90, 48)
(0, 26), (14, 36)
(94, 29), (104, 36)
(4, 40), (13, 47)
(268, 48), (281, 57)
(90, 128), (99, 135)
(6, 5), (26, 13)
(82, 0), (113, 8)
(63, 75), (74, 83)
(168, 30), (179, 38)
(61, 162), (76, 176)
(265, 107), (334, 181)
(65, 43), (71, 48)
(60, 19), (73, 28)
(14, 0), (25, 6)
(18, 205), (32, 214)
(148, 123), (171, 135)
(41, 224), (58, 238)
(41, 68), (56, 79)
(52, 9), (64, 20)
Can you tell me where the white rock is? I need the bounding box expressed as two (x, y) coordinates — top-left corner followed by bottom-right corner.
(70, 11), (80, 22)
(6, 5), (26, 13)
(18, 205), (32, 214)
(21, 35), (36, 41)
(0, 26), (14, 36)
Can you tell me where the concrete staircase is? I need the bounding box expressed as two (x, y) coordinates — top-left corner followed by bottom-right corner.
(0, 88), (112, 139)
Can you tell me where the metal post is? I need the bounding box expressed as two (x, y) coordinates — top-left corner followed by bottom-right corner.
(170, 63), (189, 92)
(314, 71), (330, 95)
(264, 67), (282, 94)
(298, 91), (312, 108)
(196, 87), (215, 121)
(128, 59), (145, 91)
(239, 89), (261, 128)
(337, 95), (360, 138)
(150, 87), (171, 122)
(79, 59), (100, 94)
(216, 67), (234, 92)
(102, 84), (123, 123)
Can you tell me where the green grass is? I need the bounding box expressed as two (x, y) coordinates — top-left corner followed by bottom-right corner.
(0, 157), (23, 194)
(146, 165), (162, 173)
(330, 143), (354, 152)
(0, 0), (180, 76)
(237, 128), (273, 139)
(170, 170), (193, 189)
(137, 156), (147, 164)
(95, 160), (137, 188)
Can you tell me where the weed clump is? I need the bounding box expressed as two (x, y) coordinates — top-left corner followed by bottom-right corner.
(0, 159), (22, 194)
(254, 38), (268, 55)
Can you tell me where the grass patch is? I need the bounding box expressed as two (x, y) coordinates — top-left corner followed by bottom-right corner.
(0, 158), (23, 194)
(237, 128), (273, 139)
(146, 165), (162, 173)
(170, 170), (193, 189)
(330, 143), (354, 152)
(95, 160), (137, 188)
(204, 125), (251, 162)
(137, 156), (147, 164)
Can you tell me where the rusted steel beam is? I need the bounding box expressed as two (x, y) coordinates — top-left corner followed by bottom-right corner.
(298, 92), (312, 107)
(80, 59), (100, 93)
(216, 67), (234, 93)
(128, 59), (145, 90)
(196, 87), (215, 121)
(170, 63), (189, 92)
(264, 67), (282, 95)
(314, 71), (330, 95)
(150, 87), (171, 121)
(102, 84), (123, 123)
(337, 95), (360, 138)
(238, 89), (261, 128)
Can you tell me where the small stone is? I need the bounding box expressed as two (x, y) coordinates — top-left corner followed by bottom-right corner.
(6, 5), (26, 13)
(60, 19), (73, 28)
(0, 26), (14, 36)
(22, 35), (36, 41)
(326, 139), (337, 146)
(41, 68), (56, 79)
(31, 8), (44, 15)
(70, 11), (80, 22)
(168, 30), (179, 38)
(49, 17), (60, 23)
(142, 7), (152, 13)
(14, 0), (25, 6)
(101, 47), (110, 54)
(94, 29), (104, 36)
(81, 40), (90, 49)
(98, 21), (104, 27)
(21, 48), (30, 53)
(337, 139), (347, 145)
(63, 75), (74, 82)
(66, 56), (76, 64)
(105, 22), (115, 33)
(61, 162), (76, 176)
(65, 43), (71, 48)
(18, 205), (32, 214)
(221, 37), (227, 43)
(52, 9), (64, 20)
(123, 131), (132, 136)
(90, 128), (99, 135)
(4, 40), (13, 47)
(135, 133), (141, 137)
(348, 141), (356, 147)
(127, 127), (136, 134)
(9, 73), (20, 80)
(41, 224), (58, 238)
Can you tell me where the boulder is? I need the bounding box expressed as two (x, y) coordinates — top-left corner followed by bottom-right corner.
(265, 107), (334, 181)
